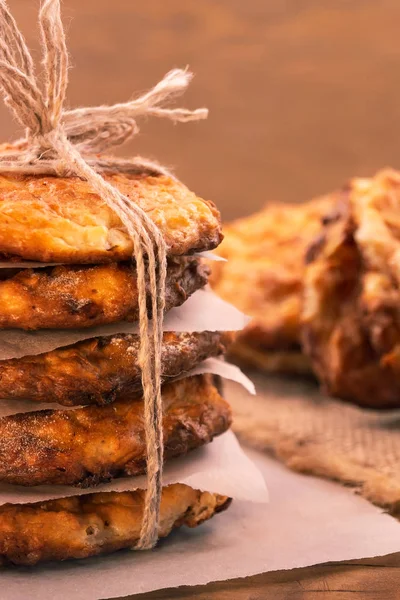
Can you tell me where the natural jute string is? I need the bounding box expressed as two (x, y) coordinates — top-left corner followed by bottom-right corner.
(0, 0), (208, 549)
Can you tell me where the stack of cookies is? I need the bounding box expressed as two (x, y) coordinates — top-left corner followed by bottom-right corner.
(0, 170), (235, 565)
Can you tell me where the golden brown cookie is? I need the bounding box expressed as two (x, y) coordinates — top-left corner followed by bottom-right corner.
(0, 173), (222, 263)
(210, 195), (333, 372)
(229, 340), (311, 375)
(302, 174), (400, 409)
(0, 375), (231, 486)
(0, 484), (230, 565)
(0, 331), (231, 406)
(0, 256), (208, 329)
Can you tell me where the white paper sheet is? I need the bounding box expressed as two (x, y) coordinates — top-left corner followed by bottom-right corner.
(0, 431), (268, 506)
(179, 357), (256, 394)
(0, 289), (249, 360)
(2, 444), (400, 600)
(194, 251), (226, 262)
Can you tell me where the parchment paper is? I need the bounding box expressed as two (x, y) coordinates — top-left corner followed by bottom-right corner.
(2, 442), (400, 600)
(0, 288), (249, 360)
(186, 357), (255, 394)
(0, 430), (268, 505)
(0, 357), (255, 417)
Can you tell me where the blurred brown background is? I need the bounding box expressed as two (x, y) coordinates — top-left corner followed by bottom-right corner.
(2, 0), (400, 220)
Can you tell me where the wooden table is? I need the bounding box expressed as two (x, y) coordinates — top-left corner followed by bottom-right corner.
(4, 1), (400, 597)
(131, 554), (400, 599)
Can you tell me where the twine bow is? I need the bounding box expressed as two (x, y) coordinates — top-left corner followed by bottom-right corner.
(0, 0), (208, 549)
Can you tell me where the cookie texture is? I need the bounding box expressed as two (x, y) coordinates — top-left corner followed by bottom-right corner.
(302, 171), (400, 409)
(0, 484), (231, 565)
(0, 375), (231, 486)
(210, 196), (332, 371)
(0, 256), (208, 330)
(0, 331), (231, 406)
(0, 173), (222, 262)
(229, 340), (311, 375)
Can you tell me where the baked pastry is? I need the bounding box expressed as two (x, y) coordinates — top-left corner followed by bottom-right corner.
(0, 375), (231, 486)
(0, 173), (222, 263)
(302, 170), (400, 408)
(0, 484), (230, 565)
(210, 168), (400, 409)
(0, 256), (208, 330)
(0, 331), (231, 406)
(210, 196), (333, 373)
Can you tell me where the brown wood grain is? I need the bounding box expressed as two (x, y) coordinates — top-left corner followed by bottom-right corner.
(123, 554), (400, 600)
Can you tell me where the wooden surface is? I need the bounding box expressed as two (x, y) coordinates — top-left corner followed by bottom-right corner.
(5, 1), (400, 597)
(129, 554), (400, 600)
(3, 1), (400, 220)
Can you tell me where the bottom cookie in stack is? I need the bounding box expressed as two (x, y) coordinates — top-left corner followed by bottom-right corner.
(0, 485), (230, 566)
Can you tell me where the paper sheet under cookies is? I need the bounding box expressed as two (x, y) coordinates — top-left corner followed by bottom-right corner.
(0, 430), (268, 506)
(3, 447), (400, 600)
(0, 357), (255, 417)
(0, 288), (249, 360)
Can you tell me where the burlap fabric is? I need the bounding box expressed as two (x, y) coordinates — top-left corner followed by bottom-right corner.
(226, 371), (400, 513)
